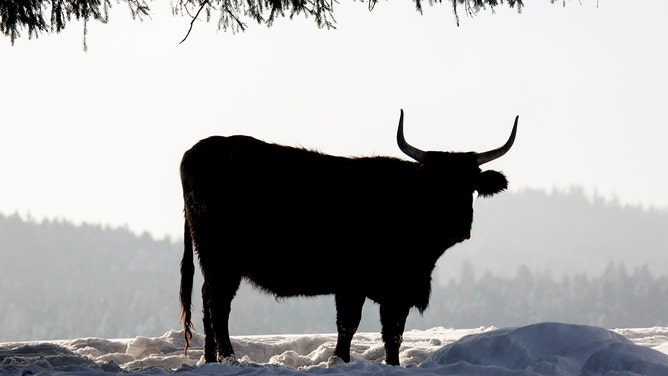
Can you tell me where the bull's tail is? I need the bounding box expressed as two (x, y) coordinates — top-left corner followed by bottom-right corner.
(180, 217), (195, 355)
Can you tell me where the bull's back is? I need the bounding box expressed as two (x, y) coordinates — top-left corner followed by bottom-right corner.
(182, 134), (390, 233)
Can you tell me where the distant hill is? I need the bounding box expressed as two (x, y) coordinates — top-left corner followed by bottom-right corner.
(1, 187), (666, 341)
(435, 186), (668, 282)
(0, 214), (183, 341)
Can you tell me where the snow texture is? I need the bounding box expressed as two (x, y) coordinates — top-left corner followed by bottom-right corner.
(2, 322), (668, 375)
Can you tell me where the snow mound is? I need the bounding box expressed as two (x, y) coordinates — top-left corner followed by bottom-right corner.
(429, 322), (668, 375)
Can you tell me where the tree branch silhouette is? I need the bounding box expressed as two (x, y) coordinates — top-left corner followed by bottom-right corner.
(0, 0), (531, 48)
(179, 0), (209, 44)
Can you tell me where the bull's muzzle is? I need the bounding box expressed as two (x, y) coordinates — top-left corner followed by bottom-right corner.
(448, 232), (471, 243)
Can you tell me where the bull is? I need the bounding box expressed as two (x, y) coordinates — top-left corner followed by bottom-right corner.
(179, 109), (518, 366)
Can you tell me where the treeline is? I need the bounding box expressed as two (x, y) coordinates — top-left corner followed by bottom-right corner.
(0, 213), (183, 341)
(413, 261), (668, 330)
(0, 187), (666, 341)
(224, 260), (668, 335)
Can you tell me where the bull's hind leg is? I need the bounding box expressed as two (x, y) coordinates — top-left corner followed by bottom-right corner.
(379, 303), (410, 366)
(203, 273), (241, 362)
(333, 293), (366, 363)
(201, 281), (217, 362)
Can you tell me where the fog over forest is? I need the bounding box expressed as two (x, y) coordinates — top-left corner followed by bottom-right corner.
(1, 186), (666, 342)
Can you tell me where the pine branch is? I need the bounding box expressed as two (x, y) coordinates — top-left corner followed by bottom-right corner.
(0, 0), (532, 48)
(179, 0), (210, 44)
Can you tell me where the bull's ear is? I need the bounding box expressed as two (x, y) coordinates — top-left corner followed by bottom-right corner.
(477, 170), (508, 197)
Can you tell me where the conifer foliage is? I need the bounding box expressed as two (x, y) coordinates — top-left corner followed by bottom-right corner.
(1, 0), (524, 48)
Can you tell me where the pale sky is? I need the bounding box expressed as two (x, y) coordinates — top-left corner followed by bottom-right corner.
(1, 0), (666, 240)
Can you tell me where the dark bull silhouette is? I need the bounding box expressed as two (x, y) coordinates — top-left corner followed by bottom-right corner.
(179, 109), (518, 366)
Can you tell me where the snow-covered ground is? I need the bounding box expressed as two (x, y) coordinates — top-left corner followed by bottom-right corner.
(2, 323), (668, 375)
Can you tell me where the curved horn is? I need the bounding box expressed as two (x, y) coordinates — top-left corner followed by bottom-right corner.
(397, 109), (426, 162)
(475, 115), (518, 166)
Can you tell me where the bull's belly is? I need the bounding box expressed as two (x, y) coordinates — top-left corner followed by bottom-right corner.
(243, 269), (340, 297)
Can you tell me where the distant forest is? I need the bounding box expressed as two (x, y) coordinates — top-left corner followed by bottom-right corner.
(1, 187), (666, 341)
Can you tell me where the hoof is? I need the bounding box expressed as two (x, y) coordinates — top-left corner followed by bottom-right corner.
(327, 355), (347, 367)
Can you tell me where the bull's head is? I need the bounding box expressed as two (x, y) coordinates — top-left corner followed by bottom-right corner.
(396, 109), (517, 243)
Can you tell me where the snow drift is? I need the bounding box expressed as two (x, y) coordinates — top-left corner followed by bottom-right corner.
(2, 322), (668, 375)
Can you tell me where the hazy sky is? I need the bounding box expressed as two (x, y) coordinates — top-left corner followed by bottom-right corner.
(1, 0), (666, 240)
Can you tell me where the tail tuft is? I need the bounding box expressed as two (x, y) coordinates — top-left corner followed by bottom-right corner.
(180, 218), (195, 355)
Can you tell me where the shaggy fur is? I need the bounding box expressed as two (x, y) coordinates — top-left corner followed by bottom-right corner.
(179, 116), (514, 366)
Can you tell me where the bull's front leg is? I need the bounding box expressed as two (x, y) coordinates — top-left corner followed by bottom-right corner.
(379, 303), (409, 366)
